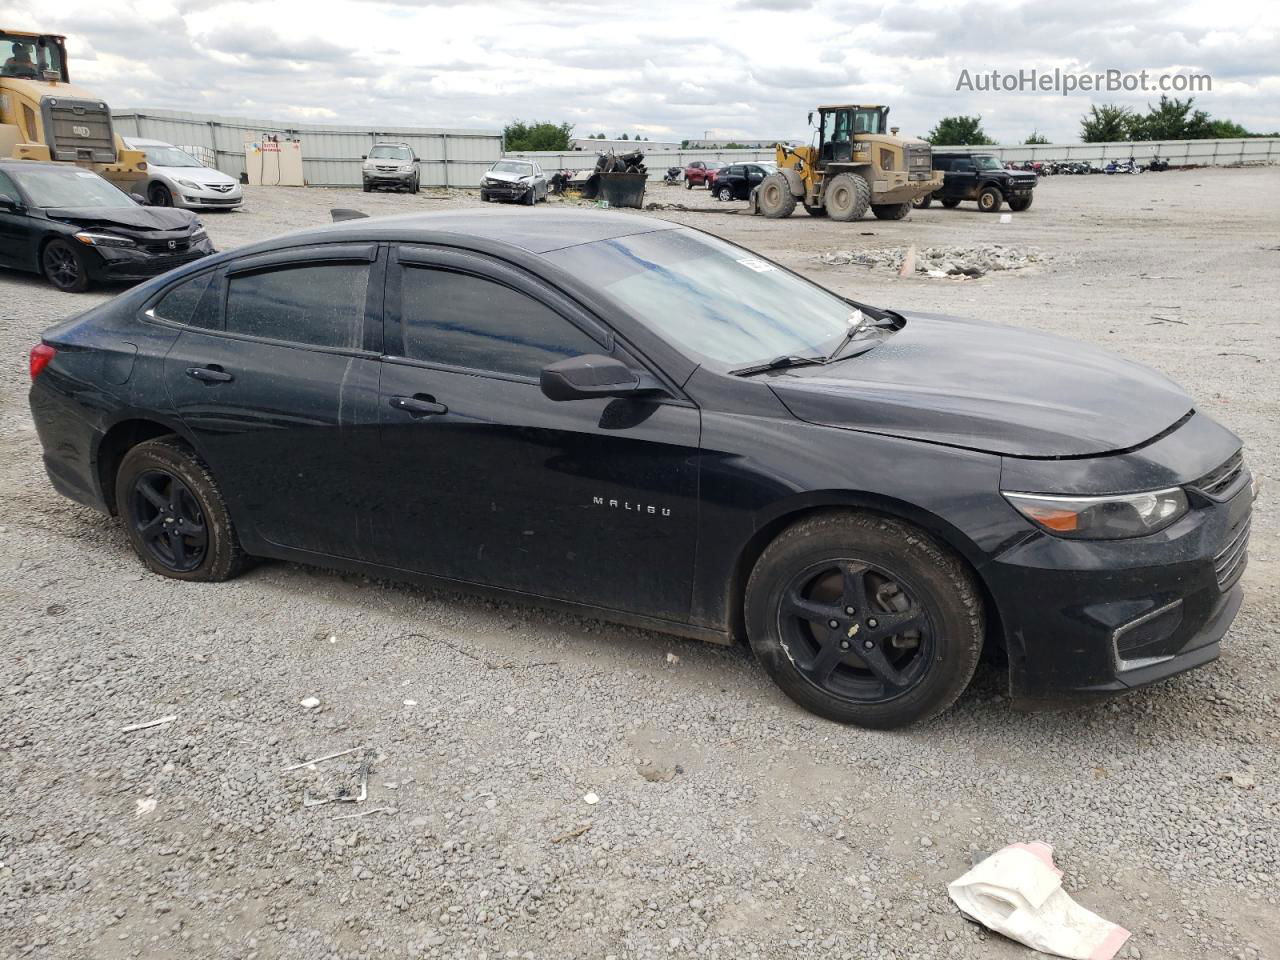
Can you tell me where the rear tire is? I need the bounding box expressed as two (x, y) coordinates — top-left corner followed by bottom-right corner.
(411, 174), (420, 194)
(717, 185), (735, 202)
(912, 193), (933, 209)
(872, 202), (911, 220)
(1007, 194), (1033, 212)
(684, 179), (693, 190)
(41, 239), (91, 293)
(745, 511), (983, 729)
(823, 173), (871, 221)
(116, 437), (249, 582)
(756, 174), (797, 218)
(362, 181), (372, 193)
(977, 186), (1003, 212)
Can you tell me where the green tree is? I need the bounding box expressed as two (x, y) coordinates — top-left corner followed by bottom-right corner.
(619, 133), (629, 140)
(1024, 131), (1049, 145)
(924, 116), (996, 146)
(1132, 95), (1213, 140)
(680, 139), (690, 149)
(1207, 119), (1252, 138)
(503, 120), (573, 151)
(1079, 104), (1136, 142)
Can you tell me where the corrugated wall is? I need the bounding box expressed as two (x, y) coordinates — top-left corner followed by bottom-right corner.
(112, 109), (503, 187)
(506, 148), (779, 180)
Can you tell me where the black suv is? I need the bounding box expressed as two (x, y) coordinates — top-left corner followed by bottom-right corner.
(916, 153), (1036, 213)
(713, 163), (775, 202)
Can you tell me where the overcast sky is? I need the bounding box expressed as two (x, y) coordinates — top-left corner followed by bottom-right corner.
(4, 0), (1276, 143)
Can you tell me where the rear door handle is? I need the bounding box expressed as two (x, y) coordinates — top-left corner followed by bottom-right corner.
(186, 365), (233, 383)
(390, 394), (448, 417)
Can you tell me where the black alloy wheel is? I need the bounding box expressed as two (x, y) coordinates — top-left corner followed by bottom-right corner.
(129, 470), (209, 573)
(42, 240), (89, 293)
(777, 559), (933, 704)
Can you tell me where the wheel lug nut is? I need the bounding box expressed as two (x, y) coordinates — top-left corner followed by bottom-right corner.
(867, 618), (878, 628)
(839, 640), (850, 650)
(863, 640), (874, 650)
(828, 619), (840, 629)
(844, 606), (855, 615)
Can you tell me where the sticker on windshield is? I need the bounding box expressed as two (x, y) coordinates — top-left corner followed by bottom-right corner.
(76, 171), (96, 178)
(736, 257), (776, 273)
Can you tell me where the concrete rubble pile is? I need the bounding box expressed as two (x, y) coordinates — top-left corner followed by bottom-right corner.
(819, 244), (1045, 279)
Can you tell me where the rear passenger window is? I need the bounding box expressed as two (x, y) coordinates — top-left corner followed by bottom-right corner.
(226, 262), (369, 349)
(399, 267), (600, 378)
(153, 270), (221, 329)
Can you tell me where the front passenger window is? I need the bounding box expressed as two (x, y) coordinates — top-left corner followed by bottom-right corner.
(225, 262), (369, 349)
(398, 267), (601, 379)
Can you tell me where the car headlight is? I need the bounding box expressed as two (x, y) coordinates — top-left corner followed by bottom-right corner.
(73, 231), (135, 248)
(176, 179), (202, 190)
(1003, 487), (1189, 540)
(190, 226), (207, 241)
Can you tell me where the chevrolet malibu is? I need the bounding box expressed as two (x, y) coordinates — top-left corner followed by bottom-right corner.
(27, 210), (1254, 728)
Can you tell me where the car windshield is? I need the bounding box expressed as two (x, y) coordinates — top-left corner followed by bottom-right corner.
(705, 161), (727, 170)
(544, 228), (867, 368)
(972, 155), (1003, 171)
(9, 166), (134, 209)
(142, 145), (202, 168)
(369, 145), (412, 160)
(490, 161), (533, 175)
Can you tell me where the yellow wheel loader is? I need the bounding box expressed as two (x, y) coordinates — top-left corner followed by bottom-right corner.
(755, 105), (942, 221)
(0, 30), (147, 192)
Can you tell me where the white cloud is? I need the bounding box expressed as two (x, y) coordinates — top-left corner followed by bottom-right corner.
(6, 0), (1277, 142)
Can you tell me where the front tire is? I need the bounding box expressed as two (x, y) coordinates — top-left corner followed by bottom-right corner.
(1007, 195), (1033, 212)
(912, 193), (933, 209)
(872, 202), (911, 220)
(41, 239), (91, 293)
(823, 172), (871, 221)
(148, 182), (174, 207)
(757, 174), (797, 218)
(685, 179), (693, 190)
(940, 198), (961, 208)
(745, 512), (983, 729)
(717, 185), (735, 202)
(803, 203), (828, 217)
(116, 437), (249, 582)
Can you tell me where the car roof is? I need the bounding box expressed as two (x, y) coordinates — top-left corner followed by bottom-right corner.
(254, 209), (683, 256)
(125, 138), (174, 148)
(0, 158), (96, 173)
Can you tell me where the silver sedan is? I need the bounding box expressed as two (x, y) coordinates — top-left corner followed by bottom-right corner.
(125, 138), (243, 210)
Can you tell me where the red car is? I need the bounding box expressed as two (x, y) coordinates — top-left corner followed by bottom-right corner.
(683, 160), (726, 189)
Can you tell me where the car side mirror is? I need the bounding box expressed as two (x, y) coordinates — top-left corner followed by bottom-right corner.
(540, 354), (665, 401)
(361, 154), (367, 160)
(130, 192), (148, 205)
(0, 192), (19, 211)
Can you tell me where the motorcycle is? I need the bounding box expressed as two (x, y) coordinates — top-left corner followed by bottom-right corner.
(663, 166), (684, 184)
(1148, 155), (1170, 172)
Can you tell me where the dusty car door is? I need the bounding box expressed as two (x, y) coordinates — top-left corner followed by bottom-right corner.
(948, 158), (977, 200)
(374, 244), (702, 621)
(160, 244), (384, 561)
(0, 169), (38, 271)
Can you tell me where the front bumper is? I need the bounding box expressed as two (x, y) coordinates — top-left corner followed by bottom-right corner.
(175, 188), (243, 209)
(988, 474), (1254, 700)
(84, 238), (215, 282)
(365, 168), (415, 188)
(480, 180), (534, 202)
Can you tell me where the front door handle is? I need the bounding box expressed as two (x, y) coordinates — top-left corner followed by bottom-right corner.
(186, 365), (233, 383)
(390, 394), (448, 417)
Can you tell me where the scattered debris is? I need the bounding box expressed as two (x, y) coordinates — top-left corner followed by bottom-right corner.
(948, 841), (1130, 960)
(1217, 352), (1264, 363)
(1146, 315), (1188, 325)
(135, 798), (157, 817)
(644, 201), (689, 212)
(665, 652), (681, 665)
(282, 746), (364, 772)
(1222, 770), (1256, 789)
(636, 762), (678, 783)
(299, 696), (321, 710)
(999, 213), (1012, 223)
(551, 823), (593, 844)
(121, 715), (177, 734)
(403, 699), (418, 706)
(819, 244), (1043, 279)
(583, 792), (600, 805)
(302, 750), (373, 808)
(332, 806), (396, 821)
(330, 208), (369, 223)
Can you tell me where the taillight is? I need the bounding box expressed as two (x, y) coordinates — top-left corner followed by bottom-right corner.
(29, 344), (56, 380)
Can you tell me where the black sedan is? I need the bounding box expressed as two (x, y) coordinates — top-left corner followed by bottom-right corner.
(713, 162), (775, 202)
(0, 159), (213, 292)
(27, 210), (1254, 728)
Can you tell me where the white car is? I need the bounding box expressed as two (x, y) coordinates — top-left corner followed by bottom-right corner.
(124, 138), (243, 210)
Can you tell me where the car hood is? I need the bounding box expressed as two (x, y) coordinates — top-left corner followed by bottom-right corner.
(151, 165), (237, 187)
(45, 206), (198, 234)
(767, 313), (1193, 457)
(485, 170), (532, 184)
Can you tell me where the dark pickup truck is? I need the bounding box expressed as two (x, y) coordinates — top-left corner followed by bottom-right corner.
(915, 152), (1037, 213)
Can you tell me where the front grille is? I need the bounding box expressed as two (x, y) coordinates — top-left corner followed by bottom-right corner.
(906, 143), (933, 181)
(1192, 451), (1245, 499)
(196, 196), (240, 205)
(1214, 516), (1250, 591)
(208, 183), (234, 193)
(43, 96), (117, 164)
(143, 239), (191, 254)
(106, 250), (206, 275)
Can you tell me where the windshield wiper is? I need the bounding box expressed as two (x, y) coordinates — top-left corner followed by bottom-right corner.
(729, 354), (826, 377)
(824, 310), (871, 361)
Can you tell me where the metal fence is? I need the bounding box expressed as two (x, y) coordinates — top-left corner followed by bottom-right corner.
(509, 138), (1278, 180)
(112, 109), (503, 187)
(923, 137), (1280, 166)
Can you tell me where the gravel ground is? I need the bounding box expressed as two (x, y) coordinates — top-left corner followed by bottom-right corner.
(1, 167), (1277, 960)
